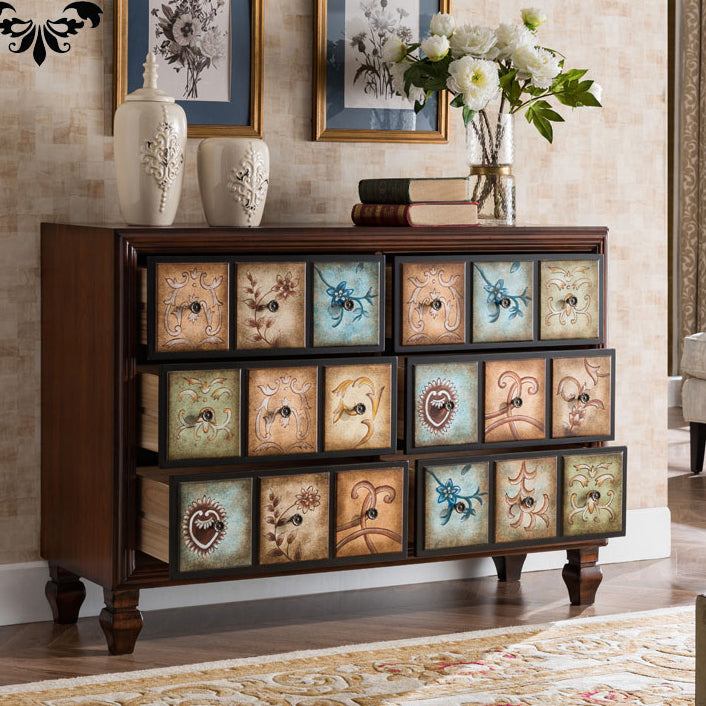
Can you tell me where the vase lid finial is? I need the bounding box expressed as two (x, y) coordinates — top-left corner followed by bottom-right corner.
(124, 52), (175, 103)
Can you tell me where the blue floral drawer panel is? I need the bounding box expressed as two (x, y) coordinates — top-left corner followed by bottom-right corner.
(471, 260), (533, 343)
(539, 258), (601, 341)
(174, 475), (253, 579)
(311, 257), (383, 349)
(411, 360), (479, 450)
(419, 460), (490, 554)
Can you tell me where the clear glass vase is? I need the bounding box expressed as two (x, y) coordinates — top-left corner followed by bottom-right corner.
(466, 109), (515, 225)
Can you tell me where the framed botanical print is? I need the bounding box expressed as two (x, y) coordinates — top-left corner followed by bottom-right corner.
(313, 0), (450, 142)
(114, 0), (263, 138)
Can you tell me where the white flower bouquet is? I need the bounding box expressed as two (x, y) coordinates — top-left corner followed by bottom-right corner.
(383, 7), (601, 143)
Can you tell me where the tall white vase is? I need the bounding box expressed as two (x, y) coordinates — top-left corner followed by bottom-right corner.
(197, 138), (269, 227)
(113, 53), (187, 226)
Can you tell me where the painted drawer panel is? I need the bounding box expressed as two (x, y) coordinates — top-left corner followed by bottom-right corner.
(484, 358), (546, 443)
(165, 369), (241, 463)
(419, 460), (490, 553)
(175, 475), (253, 578)
(399, 259), (467, 347)
(562, 450), (625, 538)
(551, 353), (613, 439)
(411, 360), (479, 448)
(235, 262), (306, 350)
(312, 259), (382, 348)
(323, 361), (395, 453)
(539, 258), (601, 341)
(259, 472), (330, 565)
(472, 260), (533, 343)
(334, 465), (407, 559)
(495, 456), (557, 543)
(153, 261), (231, 353)
(247, 365), (318, 457)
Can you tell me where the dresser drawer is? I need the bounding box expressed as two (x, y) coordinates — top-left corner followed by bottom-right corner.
(495, 454), (558, 544)
(395, 257), (468, 350)
(539, 257), (602, 342)
(416, 458), (490, 556)
(471, 259), (534, 344)
(311, 257), (384, 350)
(561, 447), (626, 539)
(258, 470), (330, 566)
(147, 259), (232, 357)
(551, 350), (614, 440)
(322, 359), (397, 454)
(334, 463), (408, 561)
(137, 469), (253, 579)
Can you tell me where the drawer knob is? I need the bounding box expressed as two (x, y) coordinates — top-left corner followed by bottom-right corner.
(444, 400), (455, 411)
(499, 296), (512, 309)
(280, 405), (292, 418)
(353, 402), (367, 415)
(588, 490), (601, 502)
(511, 396), (523, 408)
(190, 301), (202, 314)
(290, 513), (303, 526)
(342, 298), (355, 311)
(266, 300), (279, 313)
(454, 501), (466, 513)
(566, 295), (578, 307)
(366, 507), (379, 520)
(214, 520), (225, 532)
(199, 408), (215, 422)
(521, 496), (535, 508)
(578, 392), (590, 404)
(431, 298), (443, 311)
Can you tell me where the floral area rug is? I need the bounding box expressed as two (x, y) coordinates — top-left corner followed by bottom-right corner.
(0, 606), (694, 705)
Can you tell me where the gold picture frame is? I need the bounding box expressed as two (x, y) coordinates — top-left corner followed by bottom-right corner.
(114, 0), (263, 139)
(313, 0), (450, 143)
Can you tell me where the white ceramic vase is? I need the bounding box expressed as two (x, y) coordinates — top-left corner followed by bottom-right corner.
(114, 53), (187, 226)
(197, 137), (270, 227)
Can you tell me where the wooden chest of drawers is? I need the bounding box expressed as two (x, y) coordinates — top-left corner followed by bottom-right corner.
(40, 223), (623, 654)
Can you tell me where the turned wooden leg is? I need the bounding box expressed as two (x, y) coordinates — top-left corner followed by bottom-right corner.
(99, 588), (143, 655)
(493, 554), (527, 581)
(45, 563), (86, 624)
(562, 546), (603, 605)
(691, 422), (706, 474)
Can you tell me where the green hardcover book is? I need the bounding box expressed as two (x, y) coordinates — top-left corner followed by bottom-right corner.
(358, 176), (472, 204)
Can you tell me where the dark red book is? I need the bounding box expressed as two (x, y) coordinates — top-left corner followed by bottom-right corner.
(351, 202), (479, 227)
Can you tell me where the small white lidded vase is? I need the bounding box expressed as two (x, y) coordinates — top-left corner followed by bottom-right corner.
(113, 53), (187, 226)
(197, 137), (270, 227)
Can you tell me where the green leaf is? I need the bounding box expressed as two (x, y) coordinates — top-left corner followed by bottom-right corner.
(498, 68), (517, 89)
(462, 106), (476, 127)
(450, 93), (465, 108)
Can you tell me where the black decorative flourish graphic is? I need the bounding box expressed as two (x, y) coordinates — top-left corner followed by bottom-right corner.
(0, 2), (102, 66)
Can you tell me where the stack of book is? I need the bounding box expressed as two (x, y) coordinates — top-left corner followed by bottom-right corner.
(351, 176), (478, 227)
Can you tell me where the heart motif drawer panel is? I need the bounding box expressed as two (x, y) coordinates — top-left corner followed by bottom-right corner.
(258, 471), (330, 566)
(484, 357), (547, 444)
(561, 448), (626, 539)
(334, 463), (408, 562)
(551, 351), (615, 440)
(311, 257), (384, 350)
(235, 261), (307, 351)
(539, 257), (602, 342)
(417, 459), (490, 556)
(150, 260), (232, 356)
(495, 455), (557, 544)
(247, 365), (319, 457)
(396, 258), (468, 350)
(323, 359), (396, 454)
(408, 358), (479, 452)
(471, 260), (534, 344)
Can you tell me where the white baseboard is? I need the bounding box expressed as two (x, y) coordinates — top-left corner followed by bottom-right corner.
(0, 506), (671, 627)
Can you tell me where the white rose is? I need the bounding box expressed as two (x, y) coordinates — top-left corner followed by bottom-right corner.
(513, 46), (560, 89)
(588, 82), (603, 104)
(449, 24), (497, 59)
(429, 12), (455, 37)
(382, 36), (407, 63)
(494, 22), (534, 60)
(421, 34), (450, 62)
(447, 56), (499, 111)
(521, 7), (547, 31)
(389, 59), (426, 104)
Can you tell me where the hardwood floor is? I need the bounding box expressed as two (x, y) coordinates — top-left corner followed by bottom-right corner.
(1, 408), (704, 686)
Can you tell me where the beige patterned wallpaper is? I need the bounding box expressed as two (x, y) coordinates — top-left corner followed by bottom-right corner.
(0, 0), (667, 564)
